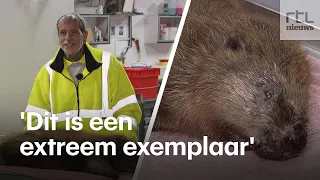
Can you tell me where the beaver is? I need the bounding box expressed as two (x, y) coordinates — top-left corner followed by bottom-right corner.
(154, 0), (312, 161)
(0, 129), (139, 180)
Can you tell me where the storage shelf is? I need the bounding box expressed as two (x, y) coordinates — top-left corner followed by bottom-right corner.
(81, 15), (110, 45)
(80, 13), (144, 17)
(159, 14), (182, 17)
(89, 41), (110, 45)
(158, 40), (174, 43)
(80, 14), (110, 17)
(111, 13), (144, 16)
(144, 14), (181, 43)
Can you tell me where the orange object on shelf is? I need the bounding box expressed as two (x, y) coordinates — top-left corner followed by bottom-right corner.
(125, 68), (160, 100)
(159, 59), (168, 65)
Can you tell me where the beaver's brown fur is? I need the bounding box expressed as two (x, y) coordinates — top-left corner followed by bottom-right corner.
(0, 129), (139, 180)
(154, 0), (312, 161)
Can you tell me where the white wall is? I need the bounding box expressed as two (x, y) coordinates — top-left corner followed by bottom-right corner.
(0, 0), (74, 135)
(247, 0), (280, 12)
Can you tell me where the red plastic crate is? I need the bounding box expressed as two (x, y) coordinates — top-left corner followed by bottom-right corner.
(129, 76), (159, 88)
(125, 67), (160, 100)
(125, 67), (160, 78)
(134, 86), (159, 100)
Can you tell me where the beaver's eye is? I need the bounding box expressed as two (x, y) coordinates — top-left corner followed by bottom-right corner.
(226, 34), (245, 51)
(264, 91), (272, 99)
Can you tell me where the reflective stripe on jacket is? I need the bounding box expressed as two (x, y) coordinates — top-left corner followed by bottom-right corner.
(24, 43), (142, 142)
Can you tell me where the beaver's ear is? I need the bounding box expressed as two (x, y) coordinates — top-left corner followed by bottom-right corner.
(225, 34), (246, 51)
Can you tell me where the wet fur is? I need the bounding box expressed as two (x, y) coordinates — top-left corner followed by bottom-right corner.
(0, 130), (139, 180)
(154, 0), (312, 160)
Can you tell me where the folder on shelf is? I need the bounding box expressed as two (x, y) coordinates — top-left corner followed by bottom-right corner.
(122, 0), (134, 13)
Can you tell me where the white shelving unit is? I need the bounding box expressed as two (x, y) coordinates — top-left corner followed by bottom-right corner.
(74, 0), (135, 46)
(144, 14), (181, 43)
(80, 14), (111, 44)
(79, 14), (136, 45)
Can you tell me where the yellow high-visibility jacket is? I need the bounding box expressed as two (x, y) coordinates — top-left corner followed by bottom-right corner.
(24, 43), (142, 142)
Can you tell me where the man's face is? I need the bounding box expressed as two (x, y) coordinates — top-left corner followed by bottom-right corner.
(58, 20), (87, 55)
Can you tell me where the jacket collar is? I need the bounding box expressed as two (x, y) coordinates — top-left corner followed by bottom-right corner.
(50, 43), (102, 73)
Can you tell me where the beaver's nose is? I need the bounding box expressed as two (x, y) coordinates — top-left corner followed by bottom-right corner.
(254, 131), (307, 161)
(283, 135), (307, 153)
